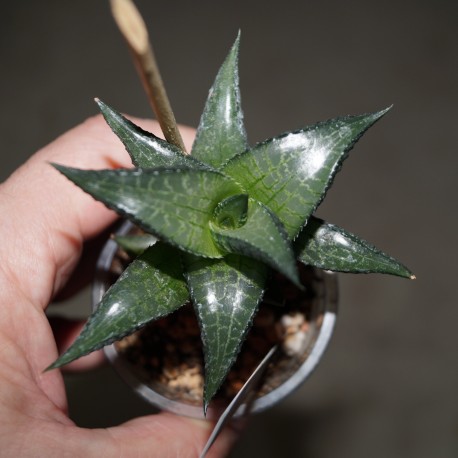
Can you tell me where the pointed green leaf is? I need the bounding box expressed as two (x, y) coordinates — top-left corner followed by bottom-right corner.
(48, 243), (188, 369)
(114, 233), (157, 256)
(296, 217), (414, 278)
(210, 198), (300, 286)
(191, 33), (248, 168)
(53, 165), (243, 258)
(183, 253), (268, 411)
(96, 99), (206, 169)
(223, 108), (390, 238)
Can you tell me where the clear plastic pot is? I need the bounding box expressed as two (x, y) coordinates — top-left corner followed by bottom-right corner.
(93, 220), (338, 419)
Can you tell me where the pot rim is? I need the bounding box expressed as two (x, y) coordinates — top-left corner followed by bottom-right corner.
(93, 220), (338, 419)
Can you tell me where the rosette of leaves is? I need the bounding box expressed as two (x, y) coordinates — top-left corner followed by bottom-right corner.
(49, 35), (413, 412)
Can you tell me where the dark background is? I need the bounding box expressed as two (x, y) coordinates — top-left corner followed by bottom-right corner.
(1, 1), (456, 457)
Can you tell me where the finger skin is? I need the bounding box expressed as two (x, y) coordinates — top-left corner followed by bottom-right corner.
(0, 407), (238, 457)
(0, 117), (238, 457)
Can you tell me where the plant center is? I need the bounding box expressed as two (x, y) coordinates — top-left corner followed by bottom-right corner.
(212, 194), (248, 230)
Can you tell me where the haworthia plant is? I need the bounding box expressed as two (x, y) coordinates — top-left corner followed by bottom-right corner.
(50, 36), (413, 412)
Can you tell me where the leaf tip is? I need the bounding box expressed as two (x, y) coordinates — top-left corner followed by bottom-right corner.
(94, 97), (104, 109)
(203, 400), (209, 417)
(371, 104), (393, 122)
(43, 363), (56, 373)
(50, 162), (77, 180)
(94, 98), (114, 118)
(44, 356), (65, 373)
(230, 30), (241, 56)
(288, 267), (303, 290)
(50, 162), (66, 174)
(396, 263), (415, 280)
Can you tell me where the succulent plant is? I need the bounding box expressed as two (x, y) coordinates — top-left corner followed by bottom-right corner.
(49, 35), (413, 412)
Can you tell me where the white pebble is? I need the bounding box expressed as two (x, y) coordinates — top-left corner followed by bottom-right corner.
(282, 330), (307, 356)
(280, 312), (305, 330)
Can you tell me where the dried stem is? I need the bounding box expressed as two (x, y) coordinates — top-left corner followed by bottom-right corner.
(110, 0), (186, 152)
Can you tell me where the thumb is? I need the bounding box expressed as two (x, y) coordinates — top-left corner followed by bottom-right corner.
(70, 411), (240, 457)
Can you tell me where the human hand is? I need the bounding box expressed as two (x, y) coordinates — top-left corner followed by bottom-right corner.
(0, 116), (237, 457)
